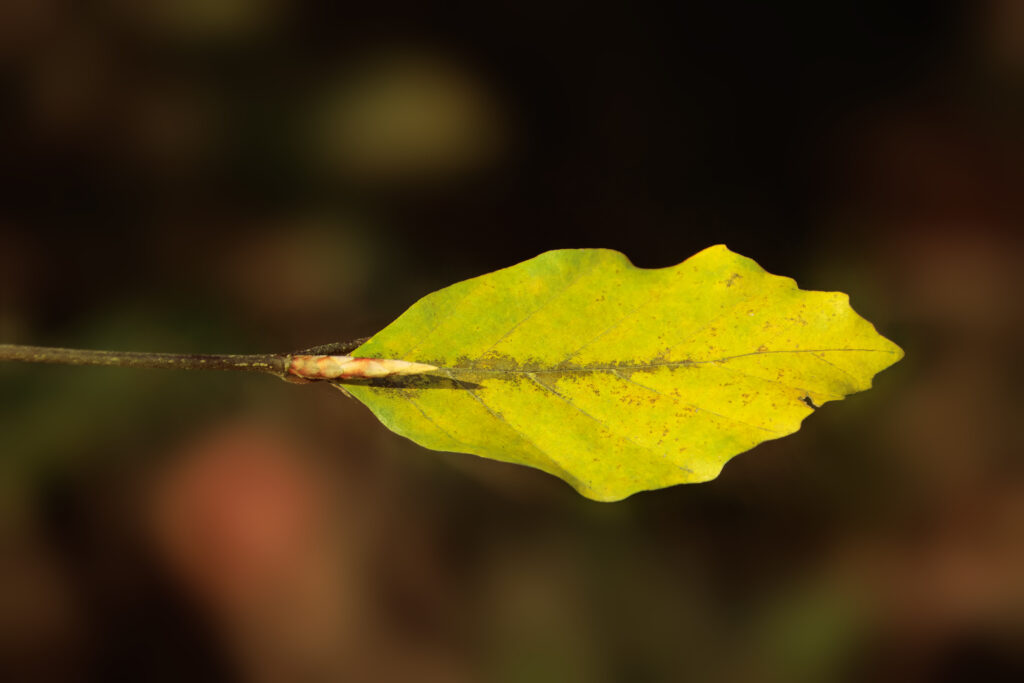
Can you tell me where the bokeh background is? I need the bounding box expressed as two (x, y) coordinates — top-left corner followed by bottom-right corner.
(1, 1), (1022, 681)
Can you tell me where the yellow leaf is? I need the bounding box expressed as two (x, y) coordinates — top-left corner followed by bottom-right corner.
(343, 246), (903, 501)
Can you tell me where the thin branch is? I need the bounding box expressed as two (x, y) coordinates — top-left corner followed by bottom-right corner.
(0, 344), (288, 375)
(0, 339), (444, 386)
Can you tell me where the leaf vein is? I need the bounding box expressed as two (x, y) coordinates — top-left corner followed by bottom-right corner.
(401, 395), (469, 448)
(445, 348), (898, 376)
(700, 363), (834, 399)
(436, 368), (579, 484)
(399, 281), (498, 360)
(810, 352), (861, 386)
(663, 287), (768, 357)
(610, 369), (781, 435)
(477, 265), (591, 357)
(558, 264), (693, 364)
(526, 372), (654, 453)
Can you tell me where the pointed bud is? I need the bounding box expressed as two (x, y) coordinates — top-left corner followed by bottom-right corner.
(288, 355), (437, 380)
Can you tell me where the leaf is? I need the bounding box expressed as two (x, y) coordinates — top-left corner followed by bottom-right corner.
(343, 246), (903, 501)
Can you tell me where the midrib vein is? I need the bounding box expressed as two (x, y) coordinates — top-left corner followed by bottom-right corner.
(439, 347), (898, 377)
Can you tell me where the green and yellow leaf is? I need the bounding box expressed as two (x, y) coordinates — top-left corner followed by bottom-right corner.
(344, 245), (903, 501)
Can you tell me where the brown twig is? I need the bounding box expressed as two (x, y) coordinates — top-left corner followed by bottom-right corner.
(0, 344), (290, 375)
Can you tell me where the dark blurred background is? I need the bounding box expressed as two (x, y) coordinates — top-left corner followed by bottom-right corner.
(1, 1), (1022, 681)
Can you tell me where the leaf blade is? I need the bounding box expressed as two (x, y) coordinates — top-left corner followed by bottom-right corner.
(345, 245), (903, 500)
